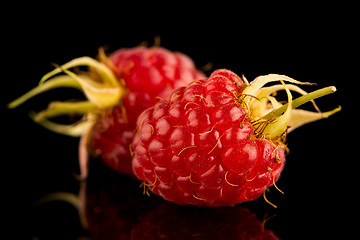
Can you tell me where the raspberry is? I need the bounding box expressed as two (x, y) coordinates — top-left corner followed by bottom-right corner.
(91, 47), (204, 176)
(9, 46), (204, 178)
(132, 69), (340, 206)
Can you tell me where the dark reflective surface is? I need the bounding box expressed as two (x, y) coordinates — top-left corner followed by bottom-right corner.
(28, 149), (352, 240)
(31, 168), (280, 240)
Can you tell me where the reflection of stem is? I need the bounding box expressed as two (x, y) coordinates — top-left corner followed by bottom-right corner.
(32, 192), (79, 208)
(32, 183), (89, 230)
(261, 212), (277, 231)
(78, 181), (89, 229)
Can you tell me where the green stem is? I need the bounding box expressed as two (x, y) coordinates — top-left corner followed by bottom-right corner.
(40, 57), (119, 87)
(33, 101), (97, 122)
(29, 114), (94, 137)
(262, 86), (337, 120)
(7, 76), (81, 109)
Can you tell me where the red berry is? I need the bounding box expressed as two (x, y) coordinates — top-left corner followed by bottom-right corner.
(132, 69), (340, 206)
(91, 47), (204, 176)
(9, 46), (204, 178)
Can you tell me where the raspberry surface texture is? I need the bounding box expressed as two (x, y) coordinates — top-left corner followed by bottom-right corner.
(132, 69), (340, 206)
(91, 47), (204, 175)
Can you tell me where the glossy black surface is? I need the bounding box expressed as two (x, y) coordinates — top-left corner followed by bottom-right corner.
(3, 8), (352, 239)
(31, 170), (282, 239)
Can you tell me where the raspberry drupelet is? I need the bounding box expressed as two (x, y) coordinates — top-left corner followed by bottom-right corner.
(131, 69), (340, 207)
(90, 47), (204, 176)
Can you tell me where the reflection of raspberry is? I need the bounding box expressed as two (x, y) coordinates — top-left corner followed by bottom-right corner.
(84, 176), (150, 240)
(91, 47), (204, 176)
(131, 203), (279, 239)
(84, 177), (278, 239)
(132, 69), (339, 206)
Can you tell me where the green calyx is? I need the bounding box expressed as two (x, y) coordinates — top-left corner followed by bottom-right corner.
(8, 55), (127, 179)
(8, 56), (127, 137)
(242, 74), (341, 141)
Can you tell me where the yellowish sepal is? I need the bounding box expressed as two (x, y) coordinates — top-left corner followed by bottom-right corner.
(261, 81), (292, 140)
(29, 113), (95, 137)
(8, 75), (81, 109)
(40, 57), (126, 108)
(243, 73), (340, 141)
(288, 107), (341, 133)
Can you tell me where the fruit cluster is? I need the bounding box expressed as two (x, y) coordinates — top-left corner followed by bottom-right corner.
(9, 45), (340, 207)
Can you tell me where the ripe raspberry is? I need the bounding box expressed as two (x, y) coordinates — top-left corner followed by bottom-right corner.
(132, 69), (340, 206)
(8, 46), (204, 178)
(91, 47), (204, 176)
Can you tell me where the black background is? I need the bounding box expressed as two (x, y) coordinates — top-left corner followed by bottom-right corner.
(2, 5), (354, 239)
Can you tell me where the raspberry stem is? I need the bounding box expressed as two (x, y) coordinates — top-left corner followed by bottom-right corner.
(262, 86), (337, 120)
(32, 101), (97, 122)
(244, 73), (341, 140)
(7, 75), (81, 109)
(260, 80), (292, 139)
(259, 85), (340, 139)
(29, 113), (95, 137)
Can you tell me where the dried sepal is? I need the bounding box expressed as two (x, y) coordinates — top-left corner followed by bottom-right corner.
(8, 56), (127, 138)
(288, 107), (341, 132)
(7, 75), (81, 109)
(243, 74), (340, 142)
(261, 80), (292, 140)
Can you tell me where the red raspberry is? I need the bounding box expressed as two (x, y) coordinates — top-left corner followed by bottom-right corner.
(91, 47), (204, 176)
(132, 69), (340, 206)
(9, 46), (204, 178)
